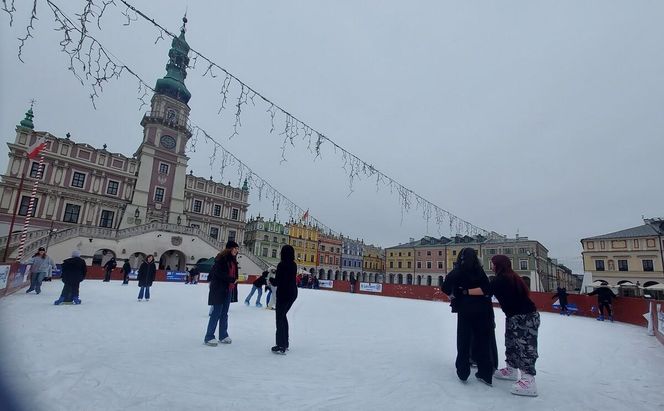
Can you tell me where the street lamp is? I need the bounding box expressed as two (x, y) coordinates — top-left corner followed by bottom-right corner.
(45, 221), (58, 253)
(134, 208), (140, 219)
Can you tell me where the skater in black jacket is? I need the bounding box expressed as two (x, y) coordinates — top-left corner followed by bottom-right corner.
(272, 245), (298, 354)
(137, 255), (156, 301)
(441, 248), (495, 385)
(552, 287), (569, 315)
(121, 260), (131, 285)
(588, 285), (617, 321)
(103, 257), (117, 282)
(245, 271), (268, 307)
(54, 250), (86, 305)
(204, 241), (239, 346)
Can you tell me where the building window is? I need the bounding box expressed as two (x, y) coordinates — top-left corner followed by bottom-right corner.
(407, 261), (411, 269)
(504, 248), (513, 255)
(618, 260), (628, 272)
(29, 162), (45, 178)
(231, 208), (239, 220)
(18, 196), (38, 217)
(389, 261), (394, 268)
(71, 171), (85, 188)
(595, 260), (605, 271)
(99, 210), (114, 228)
(643, 260), (654, 272)
(271, 249), (277, 258)
(213, 204), (221, 217)
(159, 163), (169, 174)
(633, 239), (639, 249)
(106, 180), (119, 196)
(193, 200), (202, 213)
(427, 251), (431, 256)
(210, 227), (219, 240)
(426, 261), (432, 269)
(416, 261), (422, 269)
(487, 249), (497, 255)
(190, 223), (200, 229)
(519, 260), (528, 270)
(262, 248), (268, 257)
(438, 261), (443, 269)
(63, 203), (81, 223)
(228, 230), (236, 242)
(438, 251), (443, 256)
(398, 262), (402, 269)
(154, 188), (165, 202)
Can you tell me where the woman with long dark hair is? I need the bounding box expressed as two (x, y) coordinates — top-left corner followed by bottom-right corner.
(271, 244), (298, 354)
(441, 247), (495, 385)
(487, 254), (540, 396)
(204, 240), (239, 346)
(137, 255), (156, 301)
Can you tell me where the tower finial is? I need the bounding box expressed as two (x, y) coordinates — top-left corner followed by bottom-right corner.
(181, 11), (188, 32)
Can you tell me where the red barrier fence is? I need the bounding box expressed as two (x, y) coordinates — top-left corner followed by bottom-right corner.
(2, 266), (663, 344)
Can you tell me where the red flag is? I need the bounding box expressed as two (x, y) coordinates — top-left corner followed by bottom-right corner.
(301, 209), (309, 222)
(27, 137), (47, 159)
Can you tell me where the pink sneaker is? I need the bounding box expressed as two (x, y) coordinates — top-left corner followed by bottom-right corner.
(511, 374), (538, 397)
(494, 366), (519, 381)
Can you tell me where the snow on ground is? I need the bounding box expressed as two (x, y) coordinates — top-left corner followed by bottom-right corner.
(1, 281), (663, 411)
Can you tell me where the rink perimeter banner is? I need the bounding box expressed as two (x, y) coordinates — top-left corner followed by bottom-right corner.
(318, 280), (334, 289)
(359, 282), (383, 293)
(0, 265), (9, 290)
(166, 271), (188, 282)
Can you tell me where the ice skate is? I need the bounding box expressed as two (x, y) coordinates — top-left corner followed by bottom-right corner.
(494, 366), (519, 381)
(511, 374), (537, 397)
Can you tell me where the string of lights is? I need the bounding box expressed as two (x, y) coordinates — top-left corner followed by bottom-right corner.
(6, 0), (499, 240)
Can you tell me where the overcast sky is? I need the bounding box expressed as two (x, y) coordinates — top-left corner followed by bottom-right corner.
(1, 1), (663, 273)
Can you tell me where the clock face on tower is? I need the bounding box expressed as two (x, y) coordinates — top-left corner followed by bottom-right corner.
(160, 135), (176, 150)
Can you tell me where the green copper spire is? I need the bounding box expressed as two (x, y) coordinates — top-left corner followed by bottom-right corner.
(18, 105), (35, 130)
(155, 16), (192, 104)
(242, 179), (249, 191)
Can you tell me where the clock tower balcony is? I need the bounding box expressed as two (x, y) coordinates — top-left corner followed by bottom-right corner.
(141, 110), (193, 138)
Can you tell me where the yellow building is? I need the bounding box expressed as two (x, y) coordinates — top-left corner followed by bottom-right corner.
(287, 223), (319, 273)
(362, 244), (385, 282)
(385, 240), (416, 284)
(581, 218), (664, 294)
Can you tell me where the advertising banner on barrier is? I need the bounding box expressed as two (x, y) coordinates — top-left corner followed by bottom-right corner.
(129, 269), (138, 280)
(0, 265), (9, 290)
(199, 272), (209, 281)
(319, 280), (334, 289)
(166, 271), (188, 282)
(359, 282), (382, 293)
(11, 265), (30, 288)
(658, 304), (664, 335)
(51, 264), (62, 278)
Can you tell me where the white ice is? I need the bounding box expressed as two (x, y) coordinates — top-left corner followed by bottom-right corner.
(1, 281), (663, 411)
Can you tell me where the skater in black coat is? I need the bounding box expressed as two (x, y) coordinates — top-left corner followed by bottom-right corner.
(204, 241), (239, 345)
(272, 244), (298, 354)
(54, 250), (86, 305)
(552, 287), (569, 315)
(103, 257), (117, 282)
(137, 255), (156, 301)
(588, 286), (617, 321)
(121, 260), (131, 285)
(441, 248), (495, 385)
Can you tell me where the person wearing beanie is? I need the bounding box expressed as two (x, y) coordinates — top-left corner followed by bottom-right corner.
(204, 241), (239, 346)
(54, 250), (87, 305)
(25, 247), (55, 295)
(245, 271), (268, 307)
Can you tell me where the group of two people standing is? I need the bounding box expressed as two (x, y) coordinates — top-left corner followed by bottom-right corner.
(204, 240), (298, 354)
(442, 248), (540, 397)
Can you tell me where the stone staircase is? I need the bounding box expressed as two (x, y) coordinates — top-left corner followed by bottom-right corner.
(1, 223), (268, 268)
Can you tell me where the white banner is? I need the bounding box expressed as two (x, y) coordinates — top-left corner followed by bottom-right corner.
(0, 265), (9, 290)
(199, 272), (209, 281)
(319, 280), (334, 289)
(359, 282), (382, 293)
